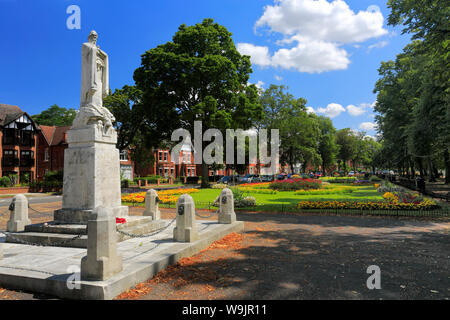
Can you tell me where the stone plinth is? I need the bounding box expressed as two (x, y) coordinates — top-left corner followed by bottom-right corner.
(218, 188), (236, 224)
(55, 126), (128, 223)
(81, 206), (123, 281)
(7, 194), (31, 232)
(143, 189), (160, 220)
(173, 194), (198, 242)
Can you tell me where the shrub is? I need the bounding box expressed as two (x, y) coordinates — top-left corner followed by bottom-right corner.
(186, 176), (200, 184)
(212, 183), (227, 189)
(0, 176), (11, 187)
(269, 178), (322, 191)
(237, 196), (256, 207)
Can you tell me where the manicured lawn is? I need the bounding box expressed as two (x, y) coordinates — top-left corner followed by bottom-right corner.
(190, 184), (383, 206)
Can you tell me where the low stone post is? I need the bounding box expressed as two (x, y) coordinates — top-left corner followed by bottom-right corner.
(143, 189), (160, 220)
(145, 179), (148, 187)
(0, 243), (3, 260)
(173, 194), (198, 242)
(7, 194), (31, 232)
(81, 206), (123, 281)
(138, 180), (141, 187)
(218, 188), (236, 224)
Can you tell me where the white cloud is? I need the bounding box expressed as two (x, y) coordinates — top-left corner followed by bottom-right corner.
(237, 39), (350, 74)
(271, 38), (350, 73)
(239, 0), (388, 73)
(347, 102), (373, 117)
(359, 122), (377, 131)
(255, 0), (387, 43)
(367, 40), (389, 51)
(317, 103), (345, 118)
(274, 75), (283, 81)
(237, 43), (272, 67)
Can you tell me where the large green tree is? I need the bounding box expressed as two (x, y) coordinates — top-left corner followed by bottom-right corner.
(259, 85), (320, 173)
(374, 0), (450, 182)
(336, 128), (357, 174)
(133, 18), (263, 187)
(317, 116), (339, 176)
(32, 104), (76, 126)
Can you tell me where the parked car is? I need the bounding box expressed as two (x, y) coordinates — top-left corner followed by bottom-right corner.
(261, 175), (274, 182)
(239, 174), (260, 183)
(276, 174), (287, 180)
(219, 176), (232, 184)
(348, 171), (356, 176)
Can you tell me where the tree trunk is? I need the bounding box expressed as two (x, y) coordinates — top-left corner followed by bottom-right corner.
(410, 160), (415, 179)
(201, 162), (210, 188)
(444, 149), (450, 184)
(427, 157), (436, 182)
(322, 160), (327, 177)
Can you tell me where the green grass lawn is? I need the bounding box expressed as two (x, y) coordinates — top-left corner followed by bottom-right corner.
(190, 184), (383, 206)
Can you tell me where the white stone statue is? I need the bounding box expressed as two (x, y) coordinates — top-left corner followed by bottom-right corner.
(72, 30), (115, 134)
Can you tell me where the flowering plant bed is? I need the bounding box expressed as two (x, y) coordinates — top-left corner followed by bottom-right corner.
(269, 178), (322, 191)
(121, 188), (199, 204)
(297, 199), (439, 210)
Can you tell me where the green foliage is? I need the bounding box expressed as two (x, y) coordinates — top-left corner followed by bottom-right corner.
(0, 176), (11, 187)
(374, 0), (450, 182)
(32, 104), (76, 126)
(259, 85), (321, 172)
(317, 116), (339, 175)
(133, 18), (264, 187)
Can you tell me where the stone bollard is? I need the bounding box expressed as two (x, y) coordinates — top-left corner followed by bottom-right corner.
(7, 194), (31, 232)
(173, 194), (198, 242)
(81, 206), (123, 281)
(143, 189), (160, 220)
(218, 188), (236, 224)
(0, 243), (3, 260)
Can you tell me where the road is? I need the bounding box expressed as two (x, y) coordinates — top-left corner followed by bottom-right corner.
(0, 195), (62, 207)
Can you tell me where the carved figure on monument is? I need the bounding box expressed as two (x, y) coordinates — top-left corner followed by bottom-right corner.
(72, 30), (115, 135)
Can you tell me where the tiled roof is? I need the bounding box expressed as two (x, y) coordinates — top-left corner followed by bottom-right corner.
(39, 125), (70, 146)
(0, 104), (25, 126)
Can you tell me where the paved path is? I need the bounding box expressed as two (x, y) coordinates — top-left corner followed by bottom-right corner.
(0, 201), (449, 300)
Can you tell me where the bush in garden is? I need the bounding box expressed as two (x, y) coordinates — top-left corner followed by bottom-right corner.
(212, 183), (227, 189)
(0, 176), (11, 187)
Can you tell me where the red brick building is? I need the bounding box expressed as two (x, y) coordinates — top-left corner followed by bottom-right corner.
(36, 125), (70, 180)
(0, 104), (38, 183)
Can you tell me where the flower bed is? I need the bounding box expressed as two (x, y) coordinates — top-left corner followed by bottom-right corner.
(293, 186), (353, 195)
(297, 199), (439, 210)
(269, 178), (322, 191)
(121, 188), (199, 204)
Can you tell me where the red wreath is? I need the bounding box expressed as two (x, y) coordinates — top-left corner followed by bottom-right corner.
(116, 217), (127, 224)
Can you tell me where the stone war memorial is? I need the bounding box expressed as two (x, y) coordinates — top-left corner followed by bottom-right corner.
(0, 31), (243, 300)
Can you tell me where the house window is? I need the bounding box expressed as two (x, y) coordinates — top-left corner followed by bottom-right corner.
(44, 148), (49, 162)
(183, 153), (191, 164)
(170, 168), (174, 177)
(164, 151), (168, 161)
(21, 130), (33, 146)
(159, 167), (163, 176)
(119, 150), (128, 161)
(158, 152), (163, 161)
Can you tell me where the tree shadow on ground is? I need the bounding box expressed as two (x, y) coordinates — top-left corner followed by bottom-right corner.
(124, 213), (449, 300)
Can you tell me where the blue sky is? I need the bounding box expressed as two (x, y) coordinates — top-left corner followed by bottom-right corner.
(0, 0), (411, 136)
